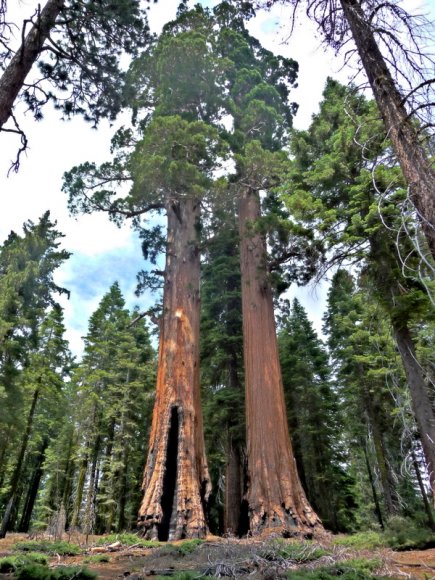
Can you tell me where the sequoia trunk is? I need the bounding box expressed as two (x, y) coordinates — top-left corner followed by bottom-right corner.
(138, 198), (210, 540)
(0, 0), (64, 129)
(238, 187), (321, 536)
(340, 0), (435, 258)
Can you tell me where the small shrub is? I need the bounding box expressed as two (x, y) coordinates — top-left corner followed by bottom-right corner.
(261, 539), (328, 562)
(154, 573), (205, 580)
(333, 531), (386, 551)
(51, 566), (97, 579)
(0, 553), (49, 573)
(95, 533), (159, 548)
(14, 563), (51, 580)
(158, 539), (204, 558)
(285, 557), (382, 579)
(83, 554), (110, 563)
(175, 539), (204, 556)
(13, 540), (81, 556)
(384, 516), (435, 551)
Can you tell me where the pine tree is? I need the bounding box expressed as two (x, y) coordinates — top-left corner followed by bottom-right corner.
(255, 0), (435, 258)
(0, 213), (70, 537)
(65, 283), (155, 534)
(200, 198), (245, 535)
(278, 298), (356, 532)
(283, 78), (435, 504)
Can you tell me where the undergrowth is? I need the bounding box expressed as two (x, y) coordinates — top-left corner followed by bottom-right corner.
(261, 539), (329, 562)
(14, 564), (97, 579)
(0, 553), (48, 573)
(285, 558), (382, 579)
(83, 554), (111, 563)
(95, 532), (159, 548)
(158, 539), (204, 557)
(13, 539), (81, 556)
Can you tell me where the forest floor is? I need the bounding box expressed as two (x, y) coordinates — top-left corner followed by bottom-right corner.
(1, 532), (435, 579)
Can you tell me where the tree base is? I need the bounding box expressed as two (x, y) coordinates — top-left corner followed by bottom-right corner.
(247, 503), (322, 539)
(138, 516), (208, 541)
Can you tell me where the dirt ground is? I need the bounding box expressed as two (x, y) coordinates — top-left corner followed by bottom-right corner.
(2, 533), (435, 579)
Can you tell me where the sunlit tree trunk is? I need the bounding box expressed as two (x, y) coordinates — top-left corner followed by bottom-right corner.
(138, 197), (211, 541)
(0, 0), (64, 129)
(340, 0), (435, 258)
(238, 187), (321, 536)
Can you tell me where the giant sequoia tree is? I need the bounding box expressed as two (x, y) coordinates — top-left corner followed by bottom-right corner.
(254, 0), (435, 259)
(64, 10), (229, 538)
(214, 4), (321, 534)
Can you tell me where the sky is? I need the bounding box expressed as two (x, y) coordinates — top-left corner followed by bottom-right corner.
(0, 0), (432, 357)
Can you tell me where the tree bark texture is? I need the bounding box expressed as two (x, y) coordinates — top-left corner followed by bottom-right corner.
(394, 324), (435, 505)
(0, 0), (64, 129)
(340, 0), (435, 259)
(138, 198), (210, 541)
(238, 187), (321, 536)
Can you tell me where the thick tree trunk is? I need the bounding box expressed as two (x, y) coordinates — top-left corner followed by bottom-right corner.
(394, 324), (435, 505)
(0, 0), (64, 129)
(238, 187), (321, 536)
(138, 198), (210, 541)
(340, 0), (435, 259)
(0, 387), (39, 538)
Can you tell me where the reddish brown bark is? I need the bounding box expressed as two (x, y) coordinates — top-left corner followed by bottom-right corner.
(0, 0), (64, 129)
(340, 0), (435, 259)
(238, 187), (322, 536)
(138, 198), (210, 540)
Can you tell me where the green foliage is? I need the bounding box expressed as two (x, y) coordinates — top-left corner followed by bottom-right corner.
(278, 298), (357, 532)
(154, 573), (206, 580)
(14, 564), (97, 580)
(0, 553), (48, 573)
(95, 533), (159, 548)
(13, 540), (81, 556)
(3, 0), (151, 126)
(285, 558), (382, 580)
(159, 539), (204, 558)
(333, 532), (386, 551)
(261, 539), (329, 562)
(384, 516), (435, 551)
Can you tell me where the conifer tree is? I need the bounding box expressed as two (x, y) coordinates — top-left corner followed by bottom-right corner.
(65, 283), (155, 534)
(0, 213), (70, 537)
(283, 79), (435, 504)
(254, 0), (435, 258)
(278, 298), (356, 532)
(200, 197), (245, 535)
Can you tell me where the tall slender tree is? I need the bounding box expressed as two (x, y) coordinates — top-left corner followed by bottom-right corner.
(283, 79), (435, 503)
(253, 0), (435, 259)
